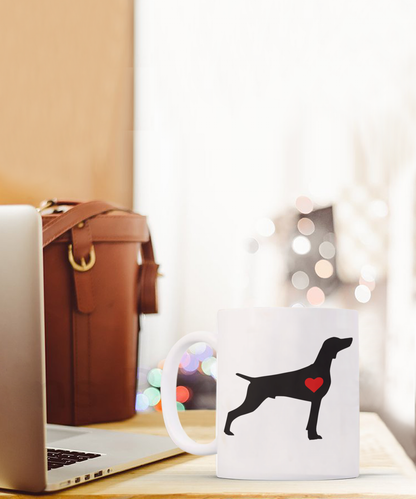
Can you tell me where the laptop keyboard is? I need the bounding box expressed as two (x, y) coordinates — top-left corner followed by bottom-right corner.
(47, 448), (102, 471)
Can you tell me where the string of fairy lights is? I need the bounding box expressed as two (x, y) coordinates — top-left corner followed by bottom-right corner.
(290, 195), (383, 306)
(291, 196), (335, 306)
(136, 194), (386, 412)
(136, 342), (217, 412)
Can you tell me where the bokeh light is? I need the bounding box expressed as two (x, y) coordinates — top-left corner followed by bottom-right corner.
(315, 260), (334, 279)
(355, 285), (371, 303)
(295, 196), (313, 214)
(361, 264), (376, 282)
(201, 357), (217, 376)
(359, 276), (376, 291)
(195, 344), (214, 362)
(138, 367), (150, 389)
(292, 236), (311, 255)
(243, 237), (259, 254)
(145, 344), (218, 413)
(256, 218), (276, 237)
(210, 360), (218, 379)
(319, 241), (336, 259)
(176, 402), (185, 411)
(136, 393), (149, 411)
(181, 354), (199, 373)
(179, 352), (191, 368)
(144, 387), (161, 406)
(291, 271), (309, 290)
(297, 218), (315, 236)
(147, 368), (163, 388)
(189, 343), (206, 355)
(292, 303), (304, 308)
(306, 287), (325, 306)
(176, 386), (190, 403)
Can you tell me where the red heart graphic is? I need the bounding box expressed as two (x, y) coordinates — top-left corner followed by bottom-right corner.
(305, 377), (323, 393)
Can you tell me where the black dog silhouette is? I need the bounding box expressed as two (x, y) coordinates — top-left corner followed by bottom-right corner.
(224, 336), (353, 440)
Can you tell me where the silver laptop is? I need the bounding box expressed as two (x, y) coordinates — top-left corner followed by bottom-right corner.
(0, 205), (181, 493)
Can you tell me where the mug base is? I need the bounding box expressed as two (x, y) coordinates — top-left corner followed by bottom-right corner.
(216, 471), (360, 481)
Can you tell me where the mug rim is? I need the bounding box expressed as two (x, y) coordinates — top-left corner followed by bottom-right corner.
(218, 306), (358, 314)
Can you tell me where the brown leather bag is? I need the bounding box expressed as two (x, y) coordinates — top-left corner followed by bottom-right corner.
(40, 200), (159, 425)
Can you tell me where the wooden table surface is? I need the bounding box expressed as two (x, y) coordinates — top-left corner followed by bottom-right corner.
(3, 411), (416, 498)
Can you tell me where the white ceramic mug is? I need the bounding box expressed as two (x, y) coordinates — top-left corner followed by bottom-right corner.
(161, 307), (359, 480)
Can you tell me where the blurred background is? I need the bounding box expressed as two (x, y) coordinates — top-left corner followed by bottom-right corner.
(0, 0), (415, 461)
(135, 0), (416, 462)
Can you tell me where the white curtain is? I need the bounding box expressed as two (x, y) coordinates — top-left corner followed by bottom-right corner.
(134, 0), (416, 458)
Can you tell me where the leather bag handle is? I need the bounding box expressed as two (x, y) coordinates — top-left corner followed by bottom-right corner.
(42, 200), (122, 248)
(40, 200), (159, 314)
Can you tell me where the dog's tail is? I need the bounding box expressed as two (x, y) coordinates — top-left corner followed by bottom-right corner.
(236, 373), (255, 382)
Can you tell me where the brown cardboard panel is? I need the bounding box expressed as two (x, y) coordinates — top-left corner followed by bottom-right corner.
(0, 0), (134, 207)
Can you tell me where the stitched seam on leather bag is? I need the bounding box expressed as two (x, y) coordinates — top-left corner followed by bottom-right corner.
(88, 221), (96, 300)
(42, 214), (143, 222)
(71, 224), (95, 313)
(72, 309), (78, 424)
(44, 219), (94, 247)
(43, 207), (114, 246)
(85, 221), (96, 313)
(52, 236), (149, 242)
(87, 312), (91, 422)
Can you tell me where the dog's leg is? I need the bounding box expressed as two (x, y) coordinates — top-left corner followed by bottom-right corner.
(224, 389), (266, 436)
(306, 398), (322, 440)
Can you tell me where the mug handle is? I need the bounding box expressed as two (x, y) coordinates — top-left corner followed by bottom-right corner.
(161, 331), (218, 455)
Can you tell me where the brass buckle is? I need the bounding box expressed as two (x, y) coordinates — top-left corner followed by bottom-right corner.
(37, 199), (58, 213)
(68, 244), (96, 272)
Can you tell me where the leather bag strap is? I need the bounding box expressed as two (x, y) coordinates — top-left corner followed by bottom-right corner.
(138, 236), (159, 314)
(42, 200), (121, 248)
(41, 200), (159, 315)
